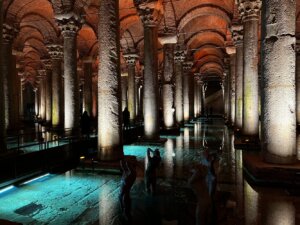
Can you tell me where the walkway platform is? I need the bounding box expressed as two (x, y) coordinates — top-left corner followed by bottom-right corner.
(243, 151), (300, 187)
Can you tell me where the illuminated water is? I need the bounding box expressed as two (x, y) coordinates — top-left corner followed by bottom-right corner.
(0, 118), (300, 224)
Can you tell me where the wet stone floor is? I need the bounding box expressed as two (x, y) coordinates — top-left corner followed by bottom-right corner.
(1, 118), (300, 225)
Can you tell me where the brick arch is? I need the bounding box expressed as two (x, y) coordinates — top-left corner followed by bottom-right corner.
(177, 4), (231, 32)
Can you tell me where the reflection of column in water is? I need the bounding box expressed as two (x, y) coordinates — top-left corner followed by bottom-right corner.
(261, 198), (295, 225)
(230, 132), (236, 181)
(202, 124), (207, 149)
(244, 180), (258, 225)
(194, 123), (199, 149)
(175, 134), (184, 178)
(297, 133), (300, 160)
(183, 127), (190, 149)
(235, 150), (244, 218)
(164, 139), (174, 178)
(99, 183), (119, 225)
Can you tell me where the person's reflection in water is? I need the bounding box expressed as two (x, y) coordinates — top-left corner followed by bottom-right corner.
(188, 164), (212, 225)
(119, 158), (137, 224)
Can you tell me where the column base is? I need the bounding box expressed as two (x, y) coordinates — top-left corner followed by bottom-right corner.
(97, 145), (124, 161)
(263, 151), (297, 165)
(243, 151), (300, 187)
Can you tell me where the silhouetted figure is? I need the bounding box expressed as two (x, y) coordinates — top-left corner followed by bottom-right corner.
(80, 111), (91, 138)
(145, 148), (161, 195)
(123, 107), (130, 130)
(188, 164), (212, 225)
(119, 158), (137, 223)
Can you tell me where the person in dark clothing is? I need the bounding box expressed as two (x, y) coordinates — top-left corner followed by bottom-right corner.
(80, 111), (91, 138)
(119, 158), (137, 223)
(145, 148), (161, 195)
(123, 107), (130, 130)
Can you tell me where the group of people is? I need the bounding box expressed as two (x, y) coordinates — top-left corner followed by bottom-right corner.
(119, 148), (161, 223)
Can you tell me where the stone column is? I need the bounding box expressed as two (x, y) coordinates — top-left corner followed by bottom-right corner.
(231, 25), (244, 130)
(238, 0), (261, 137)
(135, 76), (140, 118)
(92, 72), (98, 118)
(227, 47), (236, 126)
(98, 0), (123, 160)
(194, 74), (200, 117)
(139, 6), (162, 139)
(42, 59), (52, 124)
(199, 80), (204, 115)
(48, 44), (63, 128)
(261, 0), (296, 164)
(223, 63), (230, 121)
(82, 57), (93, 116)
(174, 49), (185, 125)
(121, 75), (128, 111)
(2, 24), (17, 129)
(296, 40), (300, 125)
(124, 53), (138, 122)
(56, 13), (83, 134)
(0, 1), (6, 151)
(159, 37), (176, 129)
(183, 61), (193, 122)
(10, 54), (20, 130)
(135, 76), (143, 119)
(33, 87), (39, 118)
(38, 70), (47, 121)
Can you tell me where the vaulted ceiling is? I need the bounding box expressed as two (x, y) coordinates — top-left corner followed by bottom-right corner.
(3, 0), (300, 87)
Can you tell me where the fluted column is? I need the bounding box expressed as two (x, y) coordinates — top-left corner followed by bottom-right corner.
(98, 0), (123, 160)
(139, 6), (162, 139)
(159, 37), (176, 129)
(82, 57), (93, 116)
(183, 61), (193, 122)
(231, 25), (244, 130)
(296, 41), (300, 125)
(48, 44), (63, 127)
(174, 49), (185, 124)
(261, 0), (296, 164)
(0, 1), (6, 151)
(238, 0), (261, 137)
(124, 53), (138, 122)
(56, 14), (83, 134)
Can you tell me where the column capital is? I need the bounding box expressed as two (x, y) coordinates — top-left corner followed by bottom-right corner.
(183, 61), (193, 72)
(123, 53), (139, 65)
(238, 0), (261, 21)
(55, 12), (84, 37)
(42, 59), (52, 70)
(47, 44), (63, 59)
(3, 23), (18, 44)
(174, 50), (186, 63)
(230, 24), (244, 46)
(138, 7), (162, 27)
(37, 69), (47, 77)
